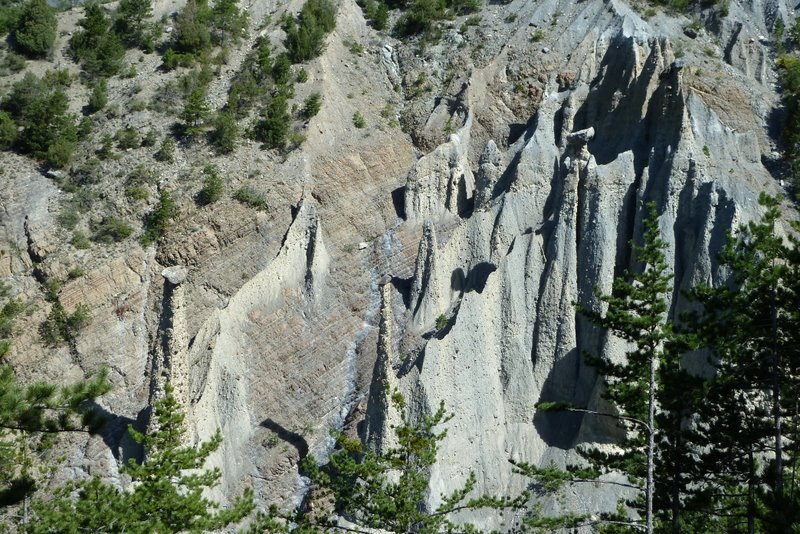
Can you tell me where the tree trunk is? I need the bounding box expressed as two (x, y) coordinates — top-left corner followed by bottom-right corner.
(647, 349), (656, 534)
(748, 447), (755, 534)
(671, 428), (680, 534)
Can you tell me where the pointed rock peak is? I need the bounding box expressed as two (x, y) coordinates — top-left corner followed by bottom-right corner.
(162, 265), (188, 285)
(480, 140), (501, 167)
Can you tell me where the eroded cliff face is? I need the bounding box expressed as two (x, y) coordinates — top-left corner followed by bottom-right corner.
(0, 0), (794, 520)
(364, 0), (794, 522)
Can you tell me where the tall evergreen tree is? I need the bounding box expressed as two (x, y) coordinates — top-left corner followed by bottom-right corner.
(0, 366), (110, 524)
(28, 384), (254, 532)
(689, 193), (800, 533)
(250, 392), (523, 533)
(576, 201), (700, 534)
(12, 0), (56, 58)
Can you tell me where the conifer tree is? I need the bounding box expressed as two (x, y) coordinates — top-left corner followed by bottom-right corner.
(28, 384), (255, 532)
(573, 201), (702, 534)
(12, 0), (56, 58)
(251, 392), (524, 533)
(0, 366), (110, 523)
(689, 193), (800, 533)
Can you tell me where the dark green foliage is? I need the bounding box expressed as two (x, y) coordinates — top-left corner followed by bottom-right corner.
(87, 80), (107, 115)
(141, 129), (158, 147)
(115, 127), (140, 149)
(165, 0), (211, 66)
(180, 87), (209, 136)
(141, 189), (178, 245)
(12, 0), (56, 58)
(97, 133), (117, 160)
(284, 0), (337, 63)
(1, 51), (26, 74)
(0, 0), (24, 36)
(209, 0), (248, 46)
(252, 393), (523, 533)
(353, 110), (366, 128)
(209, 111), (238, 153)
(573, 202), (703, 533)
(295, 67), (308, 82)
(303, 92), (321, 118)
(271, 52), (292, 85)
(92, 216), (133, 243)
(69, 3), (125, 78)
(0, 298), (21, 342)
(232, 186), (267, 211)
(373, 1), (388, 30)
(256, 94), (290, 149)
(70, 231), (91, 250)
(225, 38), (276, 117)
(1, 72), (78, 167)
(687, 194), (800, 531)
(0, 112), (17, 150)
(197, 165), (223, 205)
(114, 0), (153, 48)
(29, 385), (255, 531)
(0, 366), (110, 510)
(40, 302), (92, 346)
(155, 136), (176, 162)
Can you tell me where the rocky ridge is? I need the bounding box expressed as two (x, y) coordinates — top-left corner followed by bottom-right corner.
(0, 0), (795, 522)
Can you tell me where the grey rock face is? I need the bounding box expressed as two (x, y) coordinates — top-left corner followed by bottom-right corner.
(368, 0), (791, 524)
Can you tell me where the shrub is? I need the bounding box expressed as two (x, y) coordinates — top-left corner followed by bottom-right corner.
(352, 110), (366, 128)
(272, 52), (292, 85)
(97, 134), (117, 160)
(69, 3), (124, 77)
(303, 92), (321, 118)
(141, 190), (178, 245)
(0, 111), (17, 150)
(196, 165), (223, 205)
(2, 51), (25, 73)
(126, 185), (149, 200)
(88, 80), (108, 114)
(155, 137), (175, 162)
(180, 87), (209, 136)
(284, 0), (337, 63)
(92, 216), (134, 243)
(45, 138), (76, 168)
(209, 112), (238, 154)
(209, 0), (248, 46)
(373, 2), (388, 30)
(141, 129), (158, 147)
(115, 0), (153, 48)
(232, 185), (267, 210)
(116, 127), (141, 149)
(168, 0), (211, 61)
(127, 163), (157, 185)
(41, 302), (92, 345)
(1, 72), (77, 163)
(68, 267), (85, 279)
(13, 0), (56, 58)
(71, 231), (91, 249)
(296, 67), (308, 82)
(435, 313), (447, 330)
(256, 94), (290, 149)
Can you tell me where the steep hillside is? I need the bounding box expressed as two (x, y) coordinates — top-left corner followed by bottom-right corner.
(0, 0), (795, 523)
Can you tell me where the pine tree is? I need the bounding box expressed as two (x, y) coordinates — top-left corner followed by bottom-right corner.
(0, 366), (110, 522)
(12, 0), (56, 58)
(69, 3), (125, 78)
(114, 0), (152, 48)
(209, 0), (248, 46)
(688, 193), (800, 533)
(575, 201), (699, 534)
(28, 384), (255, 532)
